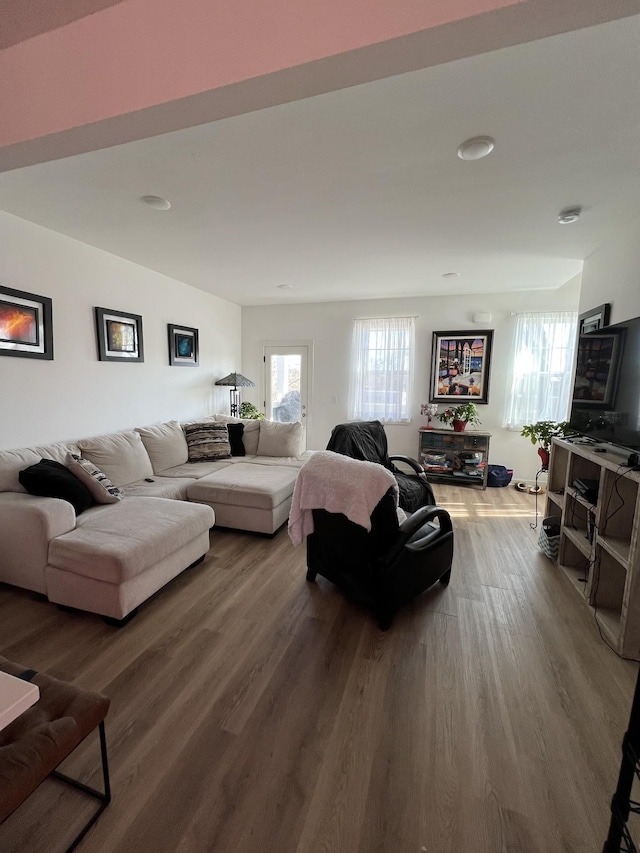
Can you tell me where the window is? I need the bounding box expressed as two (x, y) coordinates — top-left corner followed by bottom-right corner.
(349, 317), (414, 423)
(503, 311), (578, 429)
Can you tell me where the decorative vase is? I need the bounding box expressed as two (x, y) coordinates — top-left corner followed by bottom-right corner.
(538, 447), (550, 470)
(452, 419), (467, 432)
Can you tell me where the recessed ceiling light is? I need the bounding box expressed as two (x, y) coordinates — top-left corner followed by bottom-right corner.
(278, 284), (293, 290)
(457, 136), (495, 161)
(442, 272), (460, 279)
(558, 206), (582, 224)
(141, 195), (171, 210)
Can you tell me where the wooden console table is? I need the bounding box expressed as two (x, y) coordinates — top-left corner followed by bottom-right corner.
(418, 428), (491, 490)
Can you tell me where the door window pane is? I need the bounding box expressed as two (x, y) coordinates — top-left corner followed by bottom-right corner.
(269, 354), (301, 422)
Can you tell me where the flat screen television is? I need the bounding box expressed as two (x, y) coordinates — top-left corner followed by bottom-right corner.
(569, 313), (640, 452)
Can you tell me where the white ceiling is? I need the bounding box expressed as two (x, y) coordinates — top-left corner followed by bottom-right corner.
(1, 15), (639, 307)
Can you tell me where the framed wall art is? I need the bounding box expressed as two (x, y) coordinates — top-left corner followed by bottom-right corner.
(168, 323), (199, 367)
(429, 329), (493, 404)
(578, 303), (610, 335)
(0, 285), (53, 360)
(95, 307), (144, 362)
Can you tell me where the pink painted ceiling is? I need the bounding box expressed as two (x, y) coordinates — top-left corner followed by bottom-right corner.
(0, 0), (128, 49)
(1, 0), (638, 172)
(0, 0), (522, 148)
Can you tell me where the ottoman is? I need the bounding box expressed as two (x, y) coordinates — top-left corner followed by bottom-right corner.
(187, 463), (299, 534)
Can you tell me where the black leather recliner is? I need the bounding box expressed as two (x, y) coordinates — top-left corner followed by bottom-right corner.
(326, 420), (435, 513)
(306, 490), (454, 629)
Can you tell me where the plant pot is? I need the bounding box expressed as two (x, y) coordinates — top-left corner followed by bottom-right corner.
(538, 447), (550, 470)
(452, 419), (467, 432)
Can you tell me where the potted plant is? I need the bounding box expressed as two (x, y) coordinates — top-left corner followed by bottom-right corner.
(239, 402), (265, 420)
(437, 402), (481, 432)
(520, 420), (573, 470)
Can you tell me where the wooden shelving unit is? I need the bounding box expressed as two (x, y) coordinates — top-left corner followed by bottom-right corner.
(418, 428), (491, 490)
(544, 437), (640, 659)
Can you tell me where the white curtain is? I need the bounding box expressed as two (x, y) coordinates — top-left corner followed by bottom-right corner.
(503, 311), (578, 429)
(349, 317), (414, 423)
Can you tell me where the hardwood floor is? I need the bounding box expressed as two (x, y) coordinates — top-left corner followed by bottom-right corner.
(1, 486), (637, 852)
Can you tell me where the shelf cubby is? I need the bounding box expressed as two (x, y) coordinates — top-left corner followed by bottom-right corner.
(547, 443), (570, 493)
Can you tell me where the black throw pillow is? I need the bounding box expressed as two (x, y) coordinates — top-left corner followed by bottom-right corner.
(227, 422), (246, 457)
(19, 458), (94, 515)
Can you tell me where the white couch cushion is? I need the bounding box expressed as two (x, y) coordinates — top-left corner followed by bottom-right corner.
(77, 430), (153, 487)
(156, 459), (234, 478)
(257, 420), (304, 458)
(136, 421), (189, 472)
(187, 463), (297, 510)
(123, 476), (195, 500)
(48, 497), (214, 584)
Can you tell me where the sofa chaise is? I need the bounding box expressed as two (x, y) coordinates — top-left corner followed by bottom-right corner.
(0, 416), (309, 622)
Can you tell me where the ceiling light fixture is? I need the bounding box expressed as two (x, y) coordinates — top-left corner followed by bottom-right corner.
(278, 284), (293, 290)
(141, 195), (171, 210)
(442, 272), (460, 279)
(457, 136), (495, 161)
(558, 206), (582, 224)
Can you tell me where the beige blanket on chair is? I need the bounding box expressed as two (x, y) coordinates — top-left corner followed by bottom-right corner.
(288, 450), (398, 546)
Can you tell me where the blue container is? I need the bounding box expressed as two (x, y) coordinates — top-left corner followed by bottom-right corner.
(487, 464), (514, 487)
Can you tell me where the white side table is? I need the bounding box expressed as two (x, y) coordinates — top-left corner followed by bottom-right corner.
(0, 671), (39, 731)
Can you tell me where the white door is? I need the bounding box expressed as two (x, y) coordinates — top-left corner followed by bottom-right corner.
(264, 345), (309, 436)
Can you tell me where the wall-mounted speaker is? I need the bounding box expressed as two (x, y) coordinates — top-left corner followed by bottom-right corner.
(473, 312), (492, 323)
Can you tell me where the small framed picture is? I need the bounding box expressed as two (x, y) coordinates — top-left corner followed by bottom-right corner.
(0, 285), (53, 360)
(429, 329), (493, 404)
(95, 307), (144, 362)
(578, 303), (610, 335)
(168, 324), (199, 367)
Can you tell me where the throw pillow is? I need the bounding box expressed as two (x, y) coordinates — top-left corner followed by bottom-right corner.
(257, 420), (304, 458)
(66, 453), (124, 503)
(183, 422), (232, 462)
(18, 458), (94, 515)
(227, 422), (245, 457)
(213, 416), (260, 454)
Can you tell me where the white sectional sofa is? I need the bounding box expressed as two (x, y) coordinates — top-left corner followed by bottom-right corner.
(0, 416), (308, 623)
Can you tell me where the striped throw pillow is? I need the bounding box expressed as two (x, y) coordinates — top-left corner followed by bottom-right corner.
(66, 453), (124, 503)
(183, 422), (231, 462)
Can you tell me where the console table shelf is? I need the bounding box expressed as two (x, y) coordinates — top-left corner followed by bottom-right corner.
(545, 437), (640, 658)
(418, 428), (491, 490)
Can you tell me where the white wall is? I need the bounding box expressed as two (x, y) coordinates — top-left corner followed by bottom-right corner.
(580, 215), (640, 323)
(0, 213), (241, 449)
(242, 276), (581, 482)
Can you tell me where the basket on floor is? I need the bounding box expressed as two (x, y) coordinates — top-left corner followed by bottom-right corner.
(538, 527), (560, 559)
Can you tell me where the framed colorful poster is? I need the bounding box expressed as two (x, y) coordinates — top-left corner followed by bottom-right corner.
(429, 330), (493, 404)
(168, 324), (199, 367)
(0, 285), (53, 360)
(95, 307), (144, 362)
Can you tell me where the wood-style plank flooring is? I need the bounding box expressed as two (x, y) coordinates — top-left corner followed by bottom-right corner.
(0, 486), (637, 852)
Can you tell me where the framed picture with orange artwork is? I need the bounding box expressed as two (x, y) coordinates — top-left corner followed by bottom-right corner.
(0, 285), (53, 360)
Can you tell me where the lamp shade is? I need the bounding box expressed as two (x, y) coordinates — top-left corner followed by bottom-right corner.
(215, 372), (254, 388)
